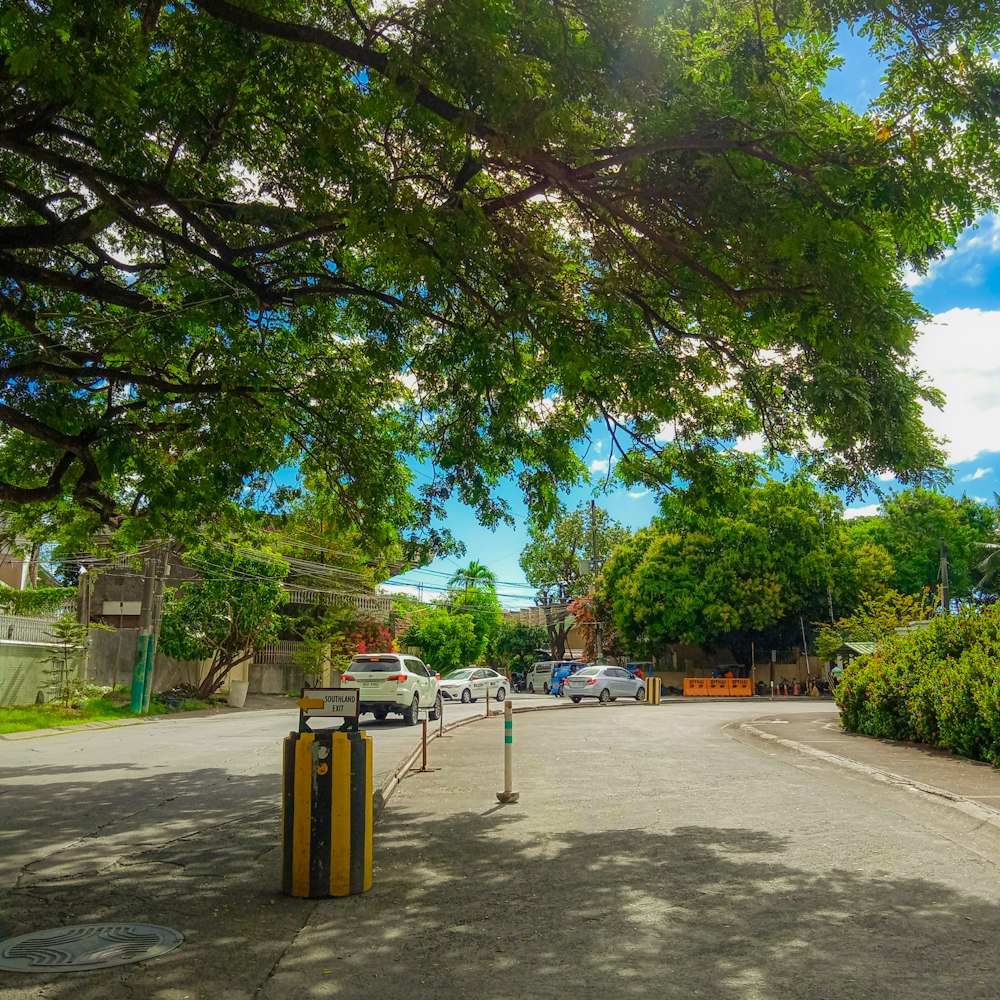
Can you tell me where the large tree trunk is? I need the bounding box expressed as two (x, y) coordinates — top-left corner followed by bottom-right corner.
(196, 646), (252, 699)
(541, 598), (569, 659)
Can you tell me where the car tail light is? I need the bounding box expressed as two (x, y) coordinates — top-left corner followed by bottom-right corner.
(386, 674), (407, 682)
(341, 674), (355, 682)
(586, 678), (597, 685)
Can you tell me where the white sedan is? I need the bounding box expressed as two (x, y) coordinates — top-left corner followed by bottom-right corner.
(438, 667), (509, 704)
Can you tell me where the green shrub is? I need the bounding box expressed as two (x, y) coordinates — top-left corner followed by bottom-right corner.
(836, 603), (1000, 764)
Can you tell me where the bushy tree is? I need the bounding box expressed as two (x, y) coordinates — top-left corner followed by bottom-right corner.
(487, 620), (547, 673)
(294, 608), (395, 683)
(520, 504), (630, 659)
(844, 490), (997, 602)
(599, 477), (893, 659)
(447, 561), (503, 665)
(815, 589), (936, 660)
(402, 608), (477, 676)
(158, 545), (289, 697)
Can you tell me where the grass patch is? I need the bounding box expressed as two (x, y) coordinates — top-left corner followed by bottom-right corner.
(0, 686), (225, 734)
(0, 697), (139, 734)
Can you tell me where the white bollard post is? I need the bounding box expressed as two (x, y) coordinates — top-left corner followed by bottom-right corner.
(496, 699), (519, 804)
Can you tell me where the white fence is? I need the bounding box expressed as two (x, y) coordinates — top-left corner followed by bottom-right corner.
(253, 640), (305, 666)
(0, 613), (60, 645)
(283, 587), (393, 615)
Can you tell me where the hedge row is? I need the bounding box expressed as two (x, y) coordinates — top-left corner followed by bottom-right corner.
(835, 603), (1000, 765)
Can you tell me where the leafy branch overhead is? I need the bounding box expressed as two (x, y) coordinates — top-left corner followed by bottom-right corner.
(2, 0), (999, 543)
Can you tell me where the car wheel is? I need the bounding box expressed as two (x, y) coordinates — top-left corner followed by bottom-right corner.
(404, 695), (420, 726)
(635, 687), (647, 703)
(571, 696), (582, 704)
(429, 692), (443, 721)
(599, 687), (611, 703)
(495, 687), (506, 702)
(528, 684), (535, 694)
(460, 688), (472, 704)
(373, 709), (388, 721)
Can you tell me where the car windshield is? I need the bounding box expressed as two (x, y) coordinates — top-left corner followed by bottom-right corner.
(575, 668), (600, 677)
(349, 657), (403, 672)
(444, 670), (475, 680)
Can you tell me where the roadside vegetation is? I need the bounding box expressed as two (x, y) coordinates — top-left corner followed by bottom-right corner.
(836, 605), (1000, 764)
(0, 685), (223, 735)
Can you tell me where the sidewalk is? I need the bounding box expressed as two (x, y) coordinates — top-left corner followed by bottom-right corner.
(742, 711), (1000, 821)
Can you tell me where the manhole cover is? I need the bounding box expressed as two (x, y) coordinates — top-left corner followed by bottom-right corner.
(0, 923), (183, 973)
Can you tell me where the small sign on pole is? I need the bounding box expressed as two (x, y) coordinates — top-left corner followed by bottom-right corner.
(297, 688), (360, 729)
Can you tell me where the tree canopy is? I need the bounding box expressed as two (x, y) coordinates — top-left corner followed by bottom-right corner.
(520, 502), (630, 658)
(401, 607), (477, 676)
(598, 477), (894, 659)
(157, 543), (289, 696)
(3, 0), (999, 546)
(843, 489), (997, 602)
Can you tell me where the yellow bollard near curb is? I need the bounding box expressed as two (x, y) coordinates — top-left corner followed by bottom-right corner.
(645, 675), (662, 705)
(281, 728), (373, 898)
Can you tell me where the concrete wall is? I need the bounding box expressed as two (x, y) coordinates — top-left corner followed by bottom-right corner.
(0, 641), (60, 706)
(248, 662), (303, 695)
(89, 626), (140, 687)
(87, 627), (215, 694)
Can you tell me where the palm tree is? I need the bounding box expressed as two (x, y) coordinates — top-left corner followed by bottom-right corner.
(448, 561), (497, 593)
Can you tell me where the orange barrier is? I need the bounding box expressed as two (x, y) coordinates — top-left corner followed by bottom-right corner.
(683, 677), (709, 696)
(683, 677), (756, 697)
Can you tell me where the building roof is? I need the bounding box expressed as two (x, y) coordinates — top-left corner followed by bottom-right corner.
(836, 641), (880, 656)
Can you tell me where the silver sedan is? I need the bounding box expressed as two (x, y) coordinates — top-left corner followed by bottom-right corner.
(564, 665), (646, 704)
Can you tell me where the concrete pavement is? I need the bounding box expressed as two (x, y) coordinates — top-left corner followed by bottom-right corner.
(5, 699), (1000, 999)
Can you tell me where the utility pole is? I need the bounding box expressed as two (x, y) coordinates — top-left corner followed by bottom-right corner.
(141, 544), (170, 712)
(590, 500), (604, 663)
(130, 555), (157, 712)
(939, 538), (951, 615)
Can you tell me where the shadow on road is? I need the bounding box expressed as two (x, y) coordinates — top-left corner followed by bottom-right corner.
(264, 807), (1000, 999)
(3, 768), (999, 998)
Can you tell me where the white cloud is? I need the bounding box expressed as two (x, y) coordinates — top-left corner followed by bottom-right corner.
(961, 467), (993, 482)
(590, 456), (618, 473)
(733, 433), (766, 454)
(628, 489), (649, 500)
(653, 422), (675, 443)
(842, 504), (881, 520)
(876, 472), (897, 483)
(914, 308), (1000, 464)
(593, 440), (604, 455)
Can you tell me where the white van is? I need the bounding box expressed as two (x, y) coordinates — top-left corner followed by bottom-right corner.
(525, 661), (563, 694)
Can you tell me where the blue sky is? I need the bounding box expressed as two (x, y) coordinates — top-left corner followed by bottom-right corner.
(386, 29), (1000, 608)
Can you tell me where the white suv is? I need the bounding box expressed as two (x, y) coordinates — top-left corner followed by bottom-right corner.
(342, 653), (442, 725)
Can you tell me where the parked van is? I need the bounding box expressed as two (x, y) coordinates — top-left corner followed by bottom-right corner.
(526, 660), (581, 694)
(525, 661), (562, 694)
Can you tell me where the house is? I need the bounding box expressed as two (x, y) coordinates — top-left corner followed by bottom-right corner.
(83, 542), (395, 694)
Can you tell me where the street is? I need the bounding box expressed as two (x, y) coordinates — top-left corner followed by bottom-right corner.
(0, 693), (554, 881)
(3, 698), (1000, 999)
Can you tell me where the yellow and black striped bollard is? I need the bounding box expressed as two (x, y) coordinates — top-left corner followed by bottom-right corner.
(281, 728), (373, 898)
(645, 675), (662, 705)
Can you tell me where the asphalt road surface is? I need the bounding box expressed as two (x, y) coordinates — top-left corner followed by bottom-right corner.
(4, 698), (1000, 1000)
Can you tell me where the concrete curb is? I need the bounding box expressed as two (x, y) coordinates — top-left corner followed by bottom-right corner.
(739, 722), (1000, 828)
(0, 716), (154, 741)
